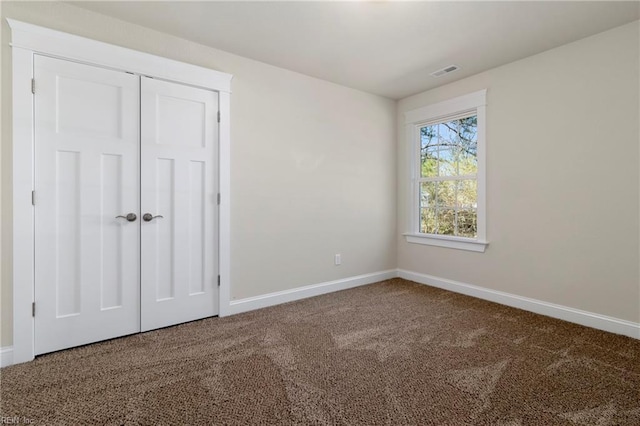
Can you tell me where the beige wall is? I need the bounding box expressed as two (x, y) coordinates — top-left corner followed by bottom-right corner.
(397, 21), (640, 323)
(1, 2), (637, 350)
(0, 2), (397, 347)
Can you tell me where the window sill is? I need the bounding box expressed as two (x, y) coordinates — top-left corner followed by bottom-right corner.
(403, 233), (488, 253)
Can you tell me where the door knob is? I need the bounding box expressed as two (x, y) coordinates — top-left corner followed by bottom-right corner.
(116, 213), (137, 222)
(143, 213), (164, 222)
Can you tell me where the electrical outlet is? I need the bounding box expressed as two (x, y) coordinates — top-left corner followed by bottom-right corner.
(334, 254), (341, 266)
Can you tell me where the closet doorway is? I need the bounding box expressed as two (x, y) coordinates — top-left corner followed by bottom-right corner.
(33, 55), (219, 355)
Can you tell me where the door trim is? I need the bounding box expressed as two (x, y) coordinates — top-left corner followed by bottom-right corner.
(8, 18), (233, 365)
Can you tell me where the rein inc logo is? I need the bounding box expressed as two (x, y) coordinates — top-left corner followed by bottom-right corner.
(1, 417), (34, 425)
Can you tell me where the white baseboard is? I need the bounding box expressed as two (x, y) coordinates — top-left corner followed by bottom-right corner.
(1, 346), (14, 368)
(225, 269), (398, 316)
(2, 269), (634, 368)
(398, 269), (640, 339)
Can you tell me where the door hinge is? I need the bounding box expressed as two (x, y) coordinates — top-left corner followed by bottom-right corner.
(217, 275), (220, 286)
(31, 79), (35, 94)
(32, 302), (36, 317)
(217, 193), (221, 205)
(31, 190), (36, 206)
(217, 111), (221, 123)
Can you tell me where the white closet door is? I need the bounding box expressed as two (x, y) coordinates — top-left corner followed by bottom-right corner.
(140, 77), (219, 331)
(34, 55), (140, 355)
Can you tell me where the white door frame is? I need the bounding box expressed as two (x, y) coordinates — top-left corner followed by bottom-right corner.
(8, 19), (233, 365)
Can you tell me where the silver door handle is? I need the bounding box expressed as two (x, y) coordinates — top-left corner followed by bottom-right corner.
(116, 213), (137, 222)
(143, 213), (164, 222)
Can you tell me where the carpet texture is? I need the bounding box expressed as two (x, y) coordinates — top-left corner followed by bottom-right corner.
(1, 278), (639, 425)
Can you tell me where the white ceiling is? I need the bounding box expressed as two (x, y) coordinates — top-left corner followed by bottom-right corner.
(73, 1), (640, 100)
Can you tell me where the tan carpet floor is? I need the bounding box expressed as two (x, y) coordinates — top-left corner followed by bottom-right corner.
(1, 278), (639, 425)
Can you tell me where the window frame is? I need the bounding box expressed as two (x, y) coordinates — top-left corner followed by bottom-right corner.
(404, 89), (488, 252)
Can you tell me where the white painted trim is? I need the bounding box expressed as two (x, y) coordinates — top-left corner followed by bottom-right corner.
(218, 92), (232, 317)
(404, 89), (486, 124)
(6, 19), (232, 93)
(1, 347), (14, 368)
(398, 269), (640, 339)
(404, 89), (487, 249)
(225, 270), (398, 316)
(475, 104), (487, 242)
(8, 19), (233, 364)
(404, 233), (488, 252)
(12, 46), (36, 365)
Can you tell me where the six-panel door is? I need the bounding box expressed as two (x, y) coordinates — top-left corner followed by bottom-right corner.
(34, 56), (219, 355)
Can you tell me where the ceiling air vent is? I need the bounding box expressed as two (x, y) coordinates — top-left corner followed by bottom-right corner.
(430, 65), (460, 77)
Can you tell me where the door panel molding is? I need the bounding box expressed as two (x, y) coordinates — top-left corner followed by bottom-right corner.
(8, 19), (233, 365)
(140, 76), (219, 331)
(33, 55), (141, 355)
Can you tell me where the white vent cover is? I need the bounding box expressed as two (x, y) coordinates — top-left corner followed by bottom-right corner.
(430, 65), (460, 77)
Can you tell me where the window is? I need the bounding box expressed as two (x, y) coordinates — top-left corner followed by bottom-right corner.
(404, 90), (488, 252)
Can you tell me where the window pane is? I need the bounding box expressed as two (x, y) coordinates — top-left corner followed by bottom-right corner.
(437, 209), (456, 235)
(438, 148), (456, 176)
(421, 148), (438, 177)
(420, 125), (437, 150)
(421, 125), (438, 177)
(420, 208), (437, 234)
(437, 122), (457, 147)
(458, 143), (477, 175)
(437, 181), (456, 208)
(457, 209), (477, 238)
(457, 180), (477, 209)
(456, 116), (477, 175)
(419, 182), (436, 209)
(458, 116), (477, 146)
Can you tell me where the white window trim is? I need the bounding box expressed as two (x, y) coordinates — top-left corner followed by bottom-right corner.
(404, 89), (488, 253)
(7, 18), (233, 365)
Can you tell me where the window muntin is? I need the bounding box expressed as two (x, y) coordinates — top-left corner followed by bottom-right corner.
(418, 114), (478, 238)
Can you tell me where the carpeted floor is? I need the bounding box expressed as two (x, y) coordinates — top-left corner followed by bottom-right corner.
(1, 278), (639, 425)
